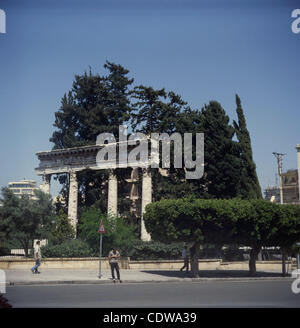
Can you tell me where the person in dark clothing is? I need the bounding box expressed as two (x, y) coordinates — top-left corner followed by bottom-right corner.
(108, 248), (122, 282)
(180, 246), (189, 272)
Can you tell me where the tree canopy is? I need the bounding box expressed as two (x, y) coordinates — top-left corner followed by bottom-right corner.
(144, 198), (300, 276)
(0, 188), (55, 256)
(49, 61), (263, 237)
(78, 207), (137, 256)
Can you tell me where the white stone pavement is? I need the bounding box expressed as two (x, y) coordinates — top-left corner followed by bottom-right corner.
(3, 268), (290, 286)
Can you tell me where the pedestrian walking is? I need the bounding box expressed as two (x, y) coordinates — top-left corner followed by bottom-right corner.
(31, 240), (42, 274)
(180, 245), (189, 273)
(108, 248), (122, 283)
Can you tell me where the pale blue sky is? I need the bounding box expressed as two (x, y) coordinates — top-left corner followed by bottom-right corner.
(0, 0), (299, 196)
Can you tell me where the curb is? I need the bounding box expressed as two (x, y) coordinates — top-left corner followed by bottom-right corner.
(6, 276), (293, 286)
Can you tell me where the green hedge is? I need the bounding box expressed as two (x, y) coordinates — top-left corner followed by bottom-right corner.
(0, 246), (10, 256)
(41, 239), (96, 258)
(41, 239), (186, 260)
(128, 241), (185, 260)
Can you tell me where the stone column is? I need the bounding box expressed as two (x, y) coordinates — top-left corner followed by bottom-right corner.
(40, 174), (51, 194)
(108, 169), (118, 217)
(297, 144), (300, 203)
(68, 171), (78, 236)
(141, 167), (152, 241)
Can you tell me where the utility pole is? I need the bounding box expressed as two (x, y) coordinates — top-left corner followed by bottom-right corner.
(272, 152), (286, 204)
(273, 152), (286, 276)
(296, 145), (300, 270)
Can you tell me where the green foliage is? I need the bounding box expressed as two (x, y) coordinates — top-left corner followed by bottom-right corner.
(50, 62), (134, 210)
(41, 239), (94, 258)
(144, 198), (300, 251)
(49, 209), (75, 245)
(0, 188), (55, 256)
(144, 197), (300, 276)
(197, 101), (241, 199)
(128, 241), (185, 260)
(0, 246), (10, 256)
(220, 245), (245, 261)
(49, 62), (261, 212)
(78, 207), (137, 256)
(233, 95), (262, 199)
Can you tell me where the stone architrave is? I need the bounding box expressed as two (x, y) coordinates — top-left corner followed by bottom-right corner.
(141, 168), (152, 241)
(68, 171), (78, 235)
(108, 169), (118, 217)
(40, 174), (51, 194)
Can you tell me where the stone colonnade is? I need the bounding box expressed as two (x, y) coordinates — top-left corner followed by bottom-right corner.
(40, 168), (152, 241)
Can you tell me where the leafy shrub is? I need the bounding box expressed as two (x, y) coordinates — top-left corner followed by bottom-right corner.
(78, 207), (137, 257)
(128, 241), (185, 260)
(0, 246), (10, 256)
(41, 239), (95, 258)
(220, 245), (245, 261)
(48, 209), (75, 245)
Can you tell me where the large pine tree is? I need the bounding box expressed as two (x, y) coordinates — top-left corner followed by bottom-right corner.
(233, 94), (262, 199)
(50, 62), (134, 211)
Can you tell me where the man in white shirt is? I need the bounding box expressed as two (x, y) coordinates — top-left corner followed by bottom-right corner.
(31, 240), (42, 274)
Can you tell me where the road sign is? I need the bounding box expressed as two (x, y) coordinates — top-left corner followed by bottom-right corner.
(98, 220), (105, 234)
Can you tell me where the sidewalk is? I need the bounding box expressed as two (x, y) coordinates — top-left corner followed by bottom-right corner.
(4, 268), (293, 286)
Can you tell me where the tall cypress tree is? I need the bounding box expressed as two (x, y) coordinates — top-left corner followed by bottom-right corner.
(197, 101), (241, 199)
(233, 94), (262, 199)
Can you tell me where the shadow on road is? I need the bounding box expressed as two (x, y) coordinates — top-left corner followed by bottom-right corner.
(140, 270), (286, 278)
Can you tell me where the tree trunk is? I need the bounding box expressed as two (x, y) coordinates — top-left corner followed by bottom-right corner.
(190, 242), (201, 277)
(21, 239), (29, 257)
(249, 245), (261, 276)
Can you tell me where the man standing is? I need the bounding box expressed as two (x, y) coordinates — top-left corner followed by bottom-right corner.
(180, 245), (189, 273)
(31, 240), (42, 274)
(108, 248), (122, 283)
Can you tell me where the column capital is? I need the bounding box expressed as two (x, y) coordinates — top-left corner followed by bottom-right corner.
(69, 170), (77, 179)
(142, 167), (151, 176)
(108, 169), (117, 179)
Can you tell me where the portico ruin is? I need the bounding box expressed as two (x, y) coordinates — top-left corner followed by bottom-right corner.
(35, 143), (152, 241)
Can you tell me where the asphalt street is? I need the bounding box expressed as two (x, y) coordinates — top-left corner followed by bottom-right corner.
(5, 279), (300, 308)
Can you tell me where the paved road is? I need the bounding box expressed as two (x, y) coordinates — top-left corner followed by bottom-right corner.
(5, 279), (300, 307)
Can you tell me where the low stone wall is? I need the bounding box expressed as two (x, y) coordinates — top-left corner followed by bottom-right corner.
(220, 261), (295, 271)
(0, 257), (130, 270)
(129, 259), (221, 270)
(0, 258), (295, 271)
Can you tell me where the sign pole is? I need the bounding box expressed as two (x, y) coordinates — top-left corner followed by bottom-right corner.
(98, 219), (105, 279)
(98, 233), (103, 279)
